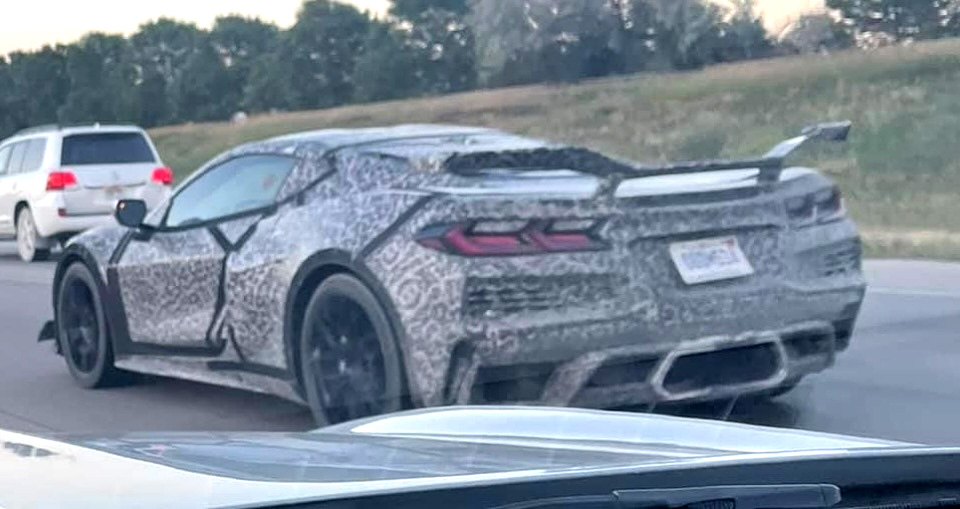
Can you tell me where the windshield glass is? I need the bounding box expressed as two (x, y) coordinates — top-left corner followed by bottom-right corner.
(61, 133), (156, 165)
(0, 0), (956, 504)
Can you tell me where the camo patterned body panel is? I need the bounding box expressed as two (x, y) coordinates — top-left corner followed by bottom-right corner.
(59, 125), (865, 410)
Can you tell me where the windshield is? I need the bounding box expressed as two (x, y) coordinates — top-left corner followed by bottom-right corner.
(0, 0), (956, 505)
(61, 133), (156, 165)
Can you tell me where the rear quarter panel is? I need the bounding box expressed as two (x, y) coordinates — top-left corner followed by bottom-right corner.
(217, 152), (434, 372)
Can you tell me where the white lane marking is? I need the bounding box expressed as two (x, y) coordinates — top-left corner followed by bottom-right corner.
(870, 287), (960, 299)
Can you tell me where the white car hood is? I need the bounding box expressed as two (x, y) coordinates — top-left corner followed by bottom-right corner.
(0, 407), (913, 509)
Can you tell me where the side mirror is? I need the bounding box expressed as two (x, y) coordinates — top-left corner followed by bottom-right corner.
(115, 199), (147, 228)
(801, 121), (852, 142)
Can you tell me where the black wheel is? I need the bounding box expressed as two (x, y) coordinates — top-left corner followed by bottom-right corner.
(56, 263), (127, 388)
(300, 274), (405, 425)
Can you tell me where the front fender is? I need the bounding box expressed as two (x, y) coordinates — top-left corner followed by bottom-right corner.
(45, 228), (128, 346)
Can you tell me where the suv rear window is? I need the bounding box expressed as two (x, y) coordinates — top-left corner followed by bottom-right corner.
(61, 133), (156, 165)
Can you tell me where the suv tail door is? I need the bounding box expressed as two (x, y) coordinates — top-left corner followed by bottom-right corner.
(58, 131), (166, 215)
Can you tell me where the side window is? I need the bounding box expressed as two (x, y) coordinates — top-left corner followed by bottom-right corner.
(6, 142), (27, 175)
(0, 145), (12, 176)
(20, 139), (47, 173)
(165, 155), (297, 228)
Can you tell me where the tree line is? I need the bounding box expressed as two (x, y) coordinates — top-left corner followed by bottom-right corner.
(0, 0), (956, 140)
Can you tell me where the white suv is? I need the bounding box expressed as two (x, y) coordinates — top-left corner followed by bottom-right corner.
(0, 124), (172, 262)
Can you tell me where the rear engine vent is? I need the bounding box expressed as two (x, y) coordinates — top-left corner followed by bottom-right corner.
(587, 356), (659, 388)
(475, 363), (556, 403)
(662, 343), (779, 395)
(818, 241), (862, 278)
(784, 330), (835, 359)
(464, 274), (618, 318)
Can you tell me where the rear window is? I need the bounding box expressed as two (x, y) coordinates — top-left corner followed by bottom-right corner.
(61, 133), (156, 165)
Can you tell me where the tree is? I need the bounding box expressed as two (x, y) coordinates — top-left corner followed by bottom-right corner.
(210, 16), (279, 112)
(0, 59), (21, 138)
(470, 0), (615, 85)
(469, 0), (662, 85)
(171, 42), (234, 121)
(710, 0), (775, 63)
(285, 0), (372, 109)
(59, 33), (137, 123)
(780, 13), (853, 54)
(647, 0), (725, 69)
(242, 38), (297, 112)
(390, 0), (470, 18)
(130, 18), (207, 125)
(826, 0), (957, 46)
(405, 8), (477, 94)
(5, 46), (69, 128)
(353, 10), (477, 102)
(353, 24), (421, 102)
(609, 0), (663, 73)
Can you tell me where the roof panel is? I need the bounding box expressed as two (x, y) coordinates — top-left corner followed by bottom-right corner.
(266, 124), (499, 150)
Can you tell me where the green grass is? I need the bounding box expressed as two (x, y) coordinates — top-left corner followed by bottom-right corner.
(150, 38), (960, 259)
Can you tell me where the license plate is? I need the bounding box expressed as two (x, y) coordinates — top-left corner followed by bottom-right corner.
(669, 236), (755, 285)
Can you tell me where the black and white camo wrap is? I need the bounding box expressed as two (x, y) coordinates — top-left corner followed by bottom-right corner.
(62, 125), (866, 409)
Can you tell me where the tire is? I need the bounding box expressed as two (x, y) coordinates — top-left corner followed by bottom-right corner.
(299, 274), (405, 426)
(16, 208), (50, 263)
(56, 263), (128, 388)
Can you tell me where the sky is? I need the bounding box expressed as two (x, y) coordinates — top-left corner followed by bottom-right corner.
(0, 0), (821, 56)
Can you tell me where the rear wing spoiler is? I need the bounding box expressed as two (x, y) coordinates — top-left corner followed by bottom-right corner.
(445, 121), (852, 195)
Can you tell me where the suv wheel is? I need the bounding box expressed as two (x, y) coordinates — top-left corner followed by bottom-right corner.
(16, 208), (51, 263)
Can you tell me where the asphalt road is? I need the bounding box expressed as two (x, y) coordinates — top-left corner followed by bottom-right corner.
(0, 242), (958, 445)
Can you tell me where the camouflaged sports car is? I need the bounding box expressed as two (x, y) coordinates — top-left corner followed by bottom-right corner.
(39, 123), (865, 425)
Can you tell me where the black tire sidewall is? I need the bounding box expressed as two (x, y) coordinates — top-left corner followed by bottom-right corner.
(57, 263), (112, 388)
(299, 274), (405, 426)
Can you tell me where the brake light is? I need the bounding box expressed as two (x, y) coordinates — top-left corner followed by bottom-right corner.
(786, 186), (845, 227)
(46, 171), (77, 191)
(417, 219), (607, 256)
(151, 167), (173, 186)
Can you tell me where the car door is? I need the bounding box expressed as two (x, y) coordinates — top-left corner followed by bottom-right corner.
(112, 154), (299, 351)
(0, 143), (15, 234)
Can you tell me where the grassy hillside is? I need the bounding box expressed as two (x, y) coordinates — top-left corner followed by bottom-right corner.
(150, 39), (960, 259)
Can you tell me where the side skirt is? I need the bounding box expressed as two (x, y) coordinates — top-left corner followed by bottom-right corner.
(113, 355), (306, 405)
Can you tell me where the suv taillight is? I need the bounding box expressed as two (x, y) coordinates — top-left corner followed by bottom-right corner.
(46, 171), (77, 191)
(151, 167), (173, 185)
(150, 166), (173, 186)
(416, 219), (608, 256)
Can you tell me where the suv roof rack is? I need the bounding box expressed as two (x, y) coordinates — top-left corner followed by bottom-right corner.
(14, 124), (61, 136)
(13, 122), (140, 137)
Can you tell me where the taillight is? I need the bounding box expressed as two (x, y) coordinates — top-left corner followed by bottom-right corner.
(151, 166), (173, 186)
(416, 219), (607, 256)
(786, 186), (845, 227)
(46, 171), (77, 191)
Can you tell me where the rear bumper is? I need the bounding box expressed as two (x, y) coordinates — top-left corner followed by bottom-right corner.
(30, 186), (169, 238)
(453, 318), (854, 408)
(443, 284), (864, 408)
(32, 207), (116, 238)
